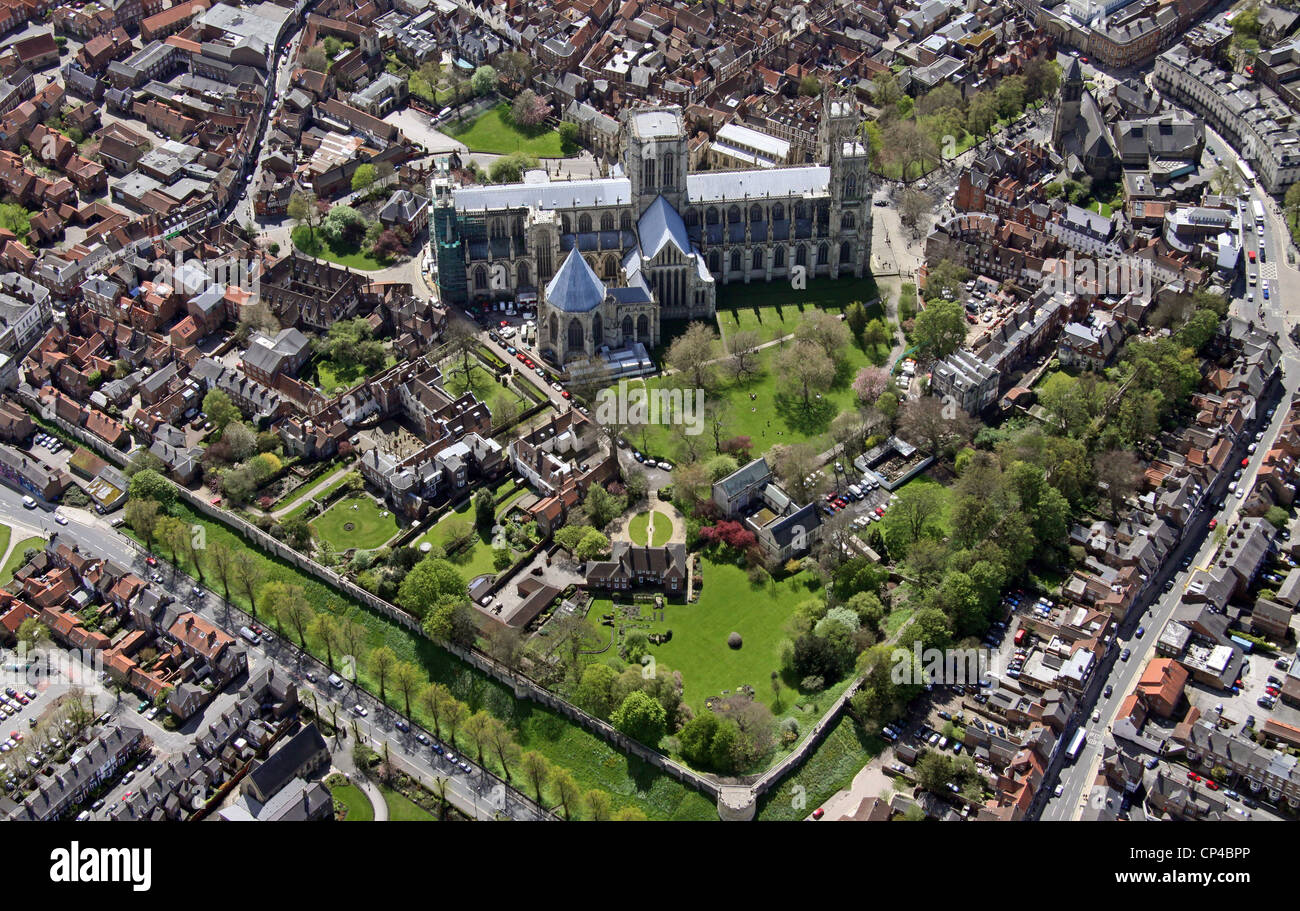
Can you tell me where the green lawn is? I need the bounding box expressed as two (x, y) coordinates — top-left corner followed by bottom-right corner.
(127, 500), (716, 820)
(596, 557), (823, 714)
(332, 782), (374, 821)
(382, 786), (436, 821)
(627, 510), (672, 546)
(0, 536), (43, 585)
(0, 524), (12, 575)
(714, 275), (882, 345)
(442, 363), (527, 425)
(292, 225), (388, 271)
(310, 494), (400, 552)
(445, 103), (565, 157)
(756, 714), (883, 820)
(310, 353), (397, 397)
(621, 329), (882, 462)
(899, 473), (955, 537)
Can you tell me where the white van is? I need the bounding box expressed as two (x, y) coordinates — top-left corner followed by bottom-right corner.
(328, 673), (345, 689)
(21, 496), (35, 509)
(238, 626), (260, 645)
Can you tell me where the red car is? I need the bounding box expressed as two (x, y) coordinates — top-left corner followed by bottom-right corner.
(146, 556), (158, 567)
(1267, 686), (1280, 696)
(1080, 56), (1089, 63)
(834, 499), (847, 508)
(1208, 519), (1217, 530)
(1188, 771), (1201, 782)
(499, 320), (508, 327)
(561, 390), (571, 399)
(875, 507), (885, 516)
(210, 496), (221, 506)
(15, 695), (26, 705)
(516, 352), (526, 361)
(1242, 457), (1250, 467)
(1205, 780), (1219, 791)
(811, 807), (825, 820)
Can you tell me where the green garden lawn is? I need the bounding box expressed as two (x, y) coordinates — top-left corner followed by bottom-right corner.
(310, 495), (400, 551)
(310, 353), (398, 396)
(332, 782), (374, 821)
(382, 787), (436, 821)
(292, 226), (387, 271)
(604, 558), (822, 713)
(445, 103), (564, 157)
(714, 275), (881, 345)
(626, 510), (673, 547)
(620, 335), (876, 461)
(442, 363), (527, 424)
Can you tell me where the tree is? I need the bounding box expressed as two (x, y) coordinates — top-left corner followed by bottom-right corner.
(845, 301), (870, 342)
(397, 556), (468, 619)
(550, 767), (582, 819)
(16, 618), (45, 651)
(350, 163), (376, 195)
(125, 498), (161, 552)
(584, 789), (612, 821)
(1094, 449), (1143, 518)
(852, 366), (890, 405)
(483, 716), (520, 780)
(575, 528), (611, 561)
(463, 710), (492, 765)
(559, 120), (580, 154)
(583, 484), (623, 530)
(313, 613), (342, 669)
(666, 321), (717, 390)
(302, 45), (327, 72)
(489, 152), (537, 183)
(287, 190), (321, 241)
(899, 396), (976, 458)
(727, 328), (762, 380)
(520, 750), (551, 802)
(369, 646), (398, 704)
(208, 541), (237, 601)
(260, 581), (306, 637)
(233, 551), (264, 616)
(776, 340), (835, 408)
(575, 663), (619, 717)
(159, 516), (190, 574)
(881, 119), (938, 181)
(900, 186), (932, 232)
(280, 598), (315, 648)
(473, 487), (495, 531)
(203, 389), (241, 435)
(913, 298), (966, 359)
(471, 65), (498, 96)
(128, 468), (175, 509)
(610, 690), (667, 746)
(794, 310), (851, 363)
(419, 682), (455, 739)
(392, 661), (422, 718)
(881, 481), (944, 554)
(510, 89), (550, 127)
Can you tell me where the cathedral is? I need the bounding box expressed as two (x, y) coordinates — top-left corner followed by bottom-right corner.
(432, 91), (873, 367)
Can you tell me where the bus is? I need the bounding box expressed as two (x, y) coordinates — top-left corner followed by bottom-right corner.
(1253, 199), (1265, 226)
(1066, 729), (1087, 763)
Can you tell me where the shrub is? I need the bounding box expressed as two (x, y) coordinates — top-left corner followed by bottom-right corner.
(727, 632), (743, 649)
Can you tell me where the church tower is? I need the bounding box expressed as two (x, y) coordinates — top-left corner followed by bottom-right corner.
(1052, 57), (1084, 147)
(621, 107), (689, 214)
(819, 87), (872, 278)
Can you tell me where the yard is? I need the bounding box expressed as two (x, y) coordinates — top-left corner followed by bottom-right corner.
(714, 275), (882, 345)
(619, 333), (878, 461)
(441, 363), (527, 425)
(331, 781), (374, 821)
(310, 495), (401, 552)
(445, 103), (565, 157)
(309, 352), (398, 397)
(594, 557), (823, 714)
(292, 225), (388, 272)
(626, 510), (672, 547)
(382, 786), (436, 821)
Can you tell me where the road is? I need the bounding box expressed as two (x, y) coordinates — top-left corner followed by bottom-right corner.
(0, 486), (552, 821)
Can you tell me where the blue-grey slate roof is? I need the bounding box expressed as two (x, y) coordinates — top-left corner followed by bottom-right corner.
(545, 248), (606, 313)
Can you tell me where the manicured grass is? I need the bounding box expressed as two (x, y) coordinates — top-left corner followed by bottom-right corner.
(756, 714), (883, 820)
(627, 511), (651, 546)
(332, 782), (374, 821)
(382, 786), (436, 821)
(445, 103), (564, 157)
(442, 363), (527, 425)
(599, 557), (822, 713)
(0, 536), (43, 585)
(310, 353), (398, 396)
(292, 226), (388, 271)
(714, 275), (882, 345)
(283, 475), (354, 522)
(128, 500), (716, 820)
(0, 524), (12, 575)
(899, 473), (955, 537)
(310, 494), (400, 552)
(620, 329), (881, 461)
